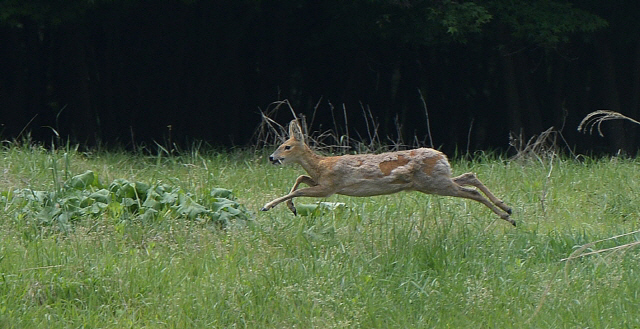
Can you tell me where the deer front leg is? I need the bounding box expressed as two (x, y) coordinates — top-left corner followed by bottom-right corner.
(284, 175), (317, 215)
(261, 184), (334, 214)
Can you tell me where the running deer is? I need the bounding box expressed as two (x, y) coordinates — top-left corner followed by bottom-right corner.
(261, 120), (515, 226)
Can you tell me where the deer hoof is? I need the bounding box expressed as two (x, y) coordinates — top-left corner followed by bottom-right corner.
(286, 201), (297, 216)
(501, 213), (516, 227)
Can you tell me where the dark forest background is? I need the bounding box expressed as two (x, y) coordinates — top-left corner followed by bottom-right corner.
(1, 0), (639, 155)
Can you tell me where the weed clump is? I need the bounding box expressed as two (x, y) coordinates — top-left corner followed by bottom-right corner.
(3, 170), (252, 232)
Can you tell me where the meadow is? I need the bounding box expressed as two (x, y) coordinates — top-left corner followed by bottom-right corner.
(1, 142), (639, 328)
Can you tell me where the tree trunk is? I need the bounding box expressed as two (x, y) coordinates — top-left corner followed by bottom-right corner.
(519, 57), (543, 135)
(629, 39), (640, 152)
(57, 27), (98, 145)
(500, 50), (523, 137)
(595, 37), (625, 153)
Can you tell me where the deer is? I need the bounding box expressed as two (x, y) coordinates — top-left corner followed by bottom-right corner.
(261, 120), (515, 226)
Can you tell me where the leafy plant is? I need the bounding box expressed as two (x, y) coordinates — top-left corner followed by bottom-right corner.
(294, 201), (348, 217)
(5, 170), (251, 231)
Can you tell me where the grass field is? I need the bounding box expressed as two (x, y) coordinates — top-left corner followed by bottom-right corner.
(1, 143), (639, 328)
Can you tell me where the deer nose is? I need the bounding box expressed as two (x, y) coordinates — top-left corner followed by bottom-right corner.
(269, 155), (275, 161)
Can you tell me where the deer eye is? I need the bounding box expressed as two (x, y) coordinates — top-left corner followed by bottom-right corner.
(284, 145), (292, 150)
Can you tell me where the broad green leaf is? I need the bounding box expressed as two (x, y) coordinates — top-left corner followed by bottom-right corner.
(140, 208), (158, 222)
(121, 197), (137, 207)
(210, 188), (234, 199)
(296, 202), (346, 216)
(134, 182), (150, 197)
(89, 189), (111, 204)
(89, 202), (106, 214)
(67, 170), (95, 189)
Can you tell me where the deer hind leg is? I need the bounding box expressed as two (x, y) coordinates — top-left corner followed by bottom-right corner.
(420, 174), (515, 226)
(284, 175), (316, 215)
(451, 185), (515, 226)
(452, 173), (512, 215)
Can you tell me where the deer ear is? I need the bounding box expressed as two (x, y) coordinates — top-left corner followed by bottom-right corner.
(288, 120), (304, 141)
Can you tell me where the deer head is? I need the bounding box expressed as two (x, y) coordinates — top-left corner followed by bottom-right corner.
(269, 120), (307, 165)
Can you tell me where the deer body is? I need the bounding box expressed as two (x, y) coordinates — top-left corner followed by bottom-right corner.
(262, 121), (515, 226)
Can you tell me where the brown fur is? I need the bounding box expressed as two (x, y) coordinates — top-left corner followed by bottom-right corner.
(379, 155), (410, 176)
(422, 154), (443, 176)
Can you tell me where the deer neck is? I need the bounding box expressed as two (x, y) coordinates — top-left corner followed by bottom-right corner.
(296, 146), (325, 179)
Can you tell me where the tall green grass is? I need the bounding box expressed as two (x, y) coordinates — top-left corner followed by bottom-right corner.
(1, 144), (639, 328)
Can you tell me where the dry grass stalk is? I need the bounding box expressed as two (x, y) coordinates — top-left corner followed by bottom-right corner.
(417, 88), (434, 148)
(529, 229), (640, 324)
(252, 100), (298, 150)
(562, 241), (640, 261)
(577, 110), (640, 137)
(560, 229), (640, 263)
(254, 99), (418, 156)
(509, 127), (560, 163)
(509, 125), (577, 163)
